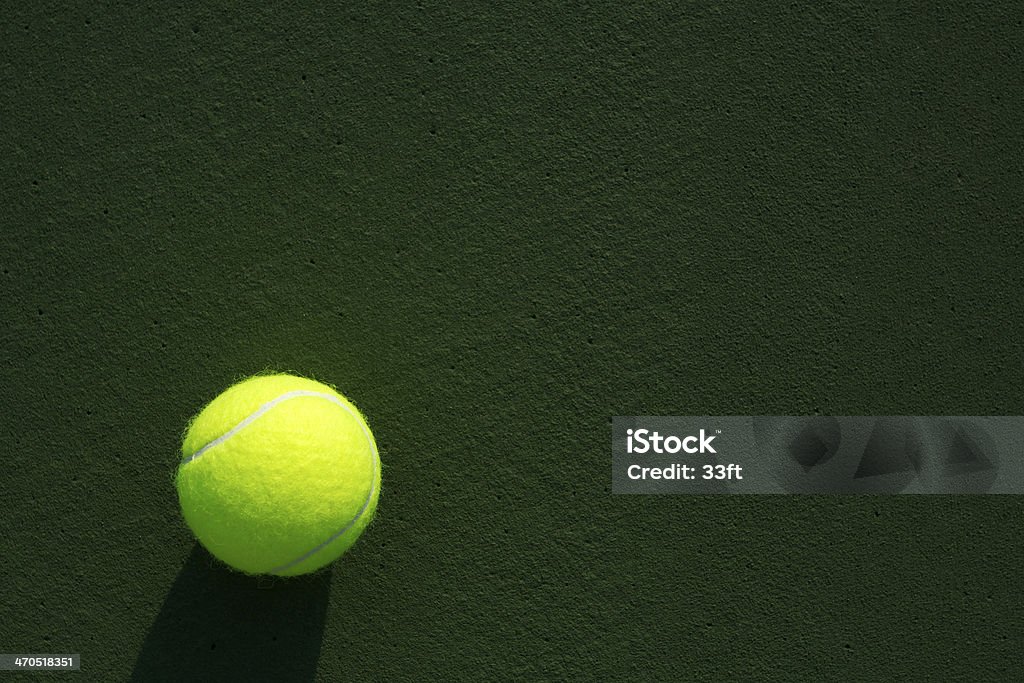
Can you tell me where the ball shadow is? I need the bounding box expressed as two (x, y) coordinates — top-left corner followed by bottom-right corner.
(130, 544), (331, 682)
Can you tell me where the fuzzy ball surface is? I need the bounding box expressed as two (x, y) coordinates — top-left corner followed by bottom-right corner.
(176, 374), (381, 576)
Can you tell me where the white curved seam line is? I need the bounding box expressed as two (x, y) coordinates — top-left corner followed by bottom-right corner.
(181, 390), (341, 465)
(268, 402), (378, 575)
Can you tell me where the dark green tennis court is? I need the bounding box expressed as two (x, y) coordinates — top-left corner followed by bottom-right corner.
(2, 3), (1022, 680)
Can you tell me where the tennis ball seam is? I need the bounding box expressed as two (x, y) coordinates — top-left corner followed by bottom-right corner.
(181, 388), (379, 575)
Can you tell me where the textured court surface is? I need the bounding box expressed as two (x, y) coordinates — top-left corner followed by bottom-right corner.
(2, 3), (1022, 680)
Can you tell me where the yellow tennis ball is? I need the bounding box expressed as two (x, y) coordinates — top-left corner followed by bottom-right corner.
(175, 373), (381, 576)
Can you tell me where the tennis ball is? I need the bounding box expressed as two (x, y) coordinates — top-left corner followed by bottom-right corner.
(175, 374), (381, 576)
